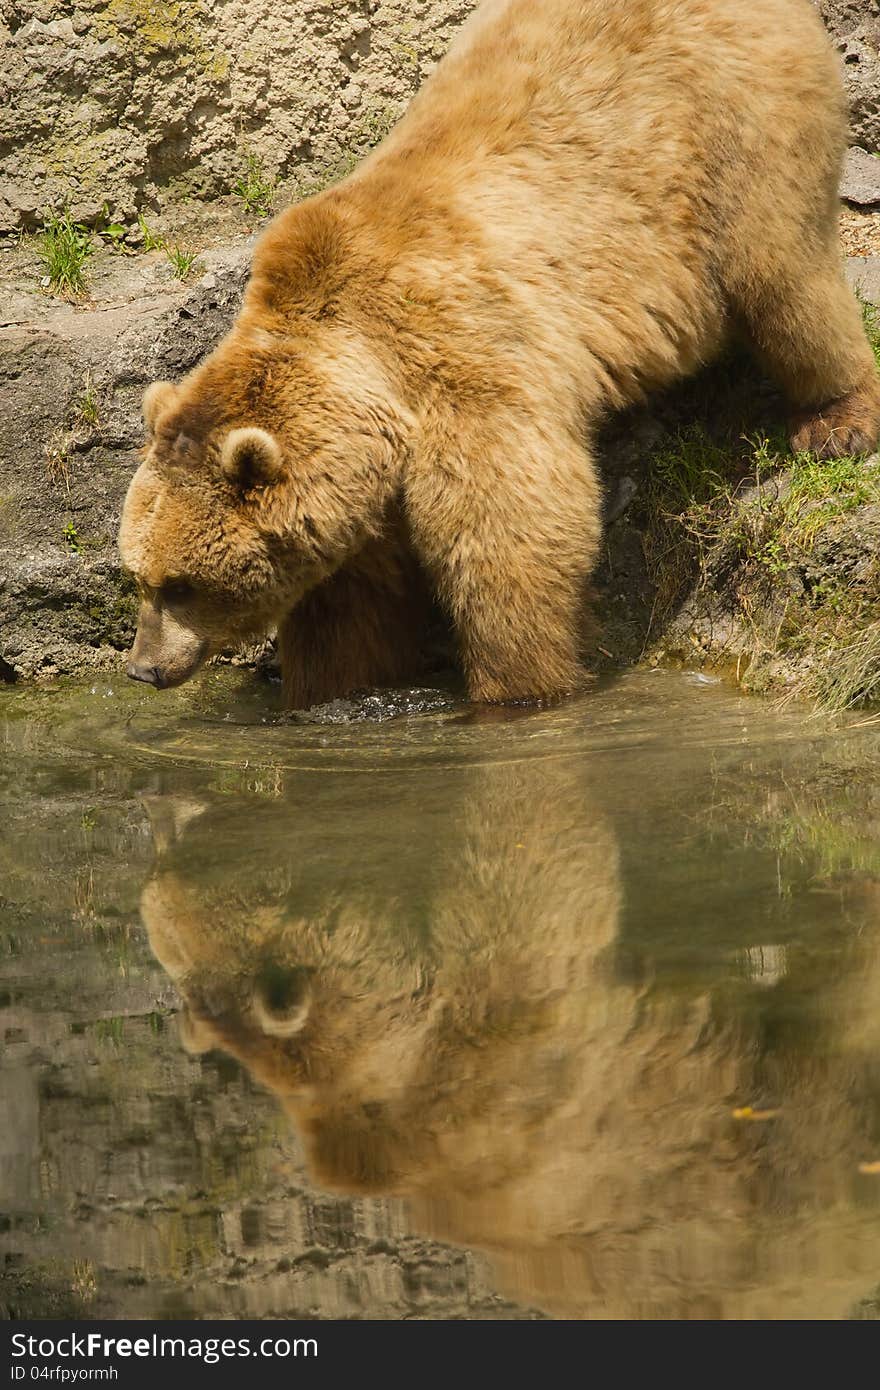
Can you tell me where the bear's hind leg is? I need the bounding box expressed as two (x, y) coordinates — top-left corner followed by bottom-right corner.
(730, 253), (880, 459)
(407, 419), (602, 703)
(279, 525), (431, 710)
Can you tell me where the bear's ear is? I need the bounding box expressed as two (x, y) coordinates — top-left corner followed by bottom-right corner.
(221, 427), (284, 489)
(143, 381), (180, 436)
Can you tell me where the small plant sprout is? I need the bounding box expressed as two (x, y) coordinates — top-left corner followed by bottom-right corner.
(233, 152), (276, 219)
(137, 214), (166, 252)
(44, 430), (74, 497)
(165, 243), (201, 281)
(99, 205), (131, 253)
(63, 520), (81, 553)
(38, 211), (94, 299)
(76, 373), (100, 429)
(70, 1260), (97, 1305)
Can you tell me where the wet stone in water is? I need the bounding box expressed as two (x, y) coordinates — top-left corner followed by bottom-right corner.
(287, 687), (458, 724)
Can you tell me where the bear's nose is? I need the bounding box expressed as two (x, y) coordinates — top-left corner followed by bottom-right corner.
(127, 661), (165, 688)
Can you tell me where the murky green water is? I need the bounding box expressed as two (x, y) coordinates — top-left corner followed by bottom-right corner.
(2, 668), (880, 1321)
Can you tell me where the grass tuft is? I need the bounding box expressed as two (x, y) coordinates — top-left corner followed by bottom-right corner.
(137, 214), (166, 251)
(799, 621), (880, 712)
(233, 153), (275, 218)
(38, 212), (93, 298)
(165, 243), (200, 281)
(74, 372), (100, 429)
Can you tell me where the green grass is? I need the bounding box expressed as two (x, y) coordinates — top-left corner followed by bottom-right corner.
(749, 437), (880, 553)
(645, 425), (880, 598)
(233, 152), (275, 218)
(63, 520), (81, 554)
(640, 406), (880, 710)
(38, 212), (94, 298)
(74, 372), (100, 428)
(165, 243), (200, 281)
(137, 213), (166, 251)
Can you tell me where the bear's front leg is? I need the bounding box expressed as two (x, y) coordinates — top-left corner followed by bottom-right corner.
(278, 520), (432, 710)
(407, 415), (603, 703)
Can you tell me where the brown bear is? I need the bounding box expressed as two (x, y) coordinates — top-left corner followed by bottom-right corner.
(120, 0), (880, 708)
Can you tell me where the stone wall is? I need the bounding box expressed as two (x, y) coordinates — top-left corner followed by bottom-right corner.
(0, 0), (478, 234)
(2, 1), (878, 235)
(819, 0), (880, 151)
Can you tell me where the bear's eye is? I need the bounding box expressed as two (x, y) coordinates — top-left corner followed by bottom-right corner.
(161, 578), (195, 605)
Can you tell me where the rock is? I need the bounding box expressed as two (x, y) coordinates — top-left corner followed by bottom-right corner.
(845, 254), (880, 302)
(605, 475), (641, 526)
(0, 1), (480, 235)
(1, 3), (874, 235)
(817, 1), (880, 153)
(841, 145), (880, 205)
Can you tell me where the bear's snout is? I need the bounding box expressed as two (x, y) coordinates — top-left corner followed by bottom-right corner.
(127, 660), (166, 688)
(126, 599), (211, 691)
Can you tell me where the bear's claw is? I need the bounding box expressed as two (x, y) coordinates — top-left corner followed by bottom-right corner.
(790, 381), (880, 459)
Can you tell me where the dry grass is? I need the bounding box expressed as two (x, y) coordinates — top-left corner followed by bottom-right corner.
(793, 621), (880, 713)
(839, 205), (880, 258)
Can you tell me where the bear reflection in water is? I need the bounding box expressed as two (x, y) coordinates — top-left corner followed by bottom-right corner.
(141, 756), (880, 1320)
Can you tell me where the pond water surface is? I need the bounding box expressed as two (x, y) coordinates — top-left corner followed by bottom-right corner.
(2, 669), (880, 1321)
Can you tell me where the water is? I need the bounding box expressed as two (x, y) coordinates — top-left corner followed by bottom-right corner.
(2, 668), (880, 1321)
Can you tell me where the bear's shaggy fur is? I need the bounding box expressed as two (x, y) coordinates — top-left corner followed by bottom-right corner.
(120, 0), (880, 706)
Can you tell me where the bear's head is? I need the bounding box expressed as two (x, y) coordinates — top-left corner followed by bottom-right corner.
(120, 372), (293, 688)
(119, 201), (409, 690)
